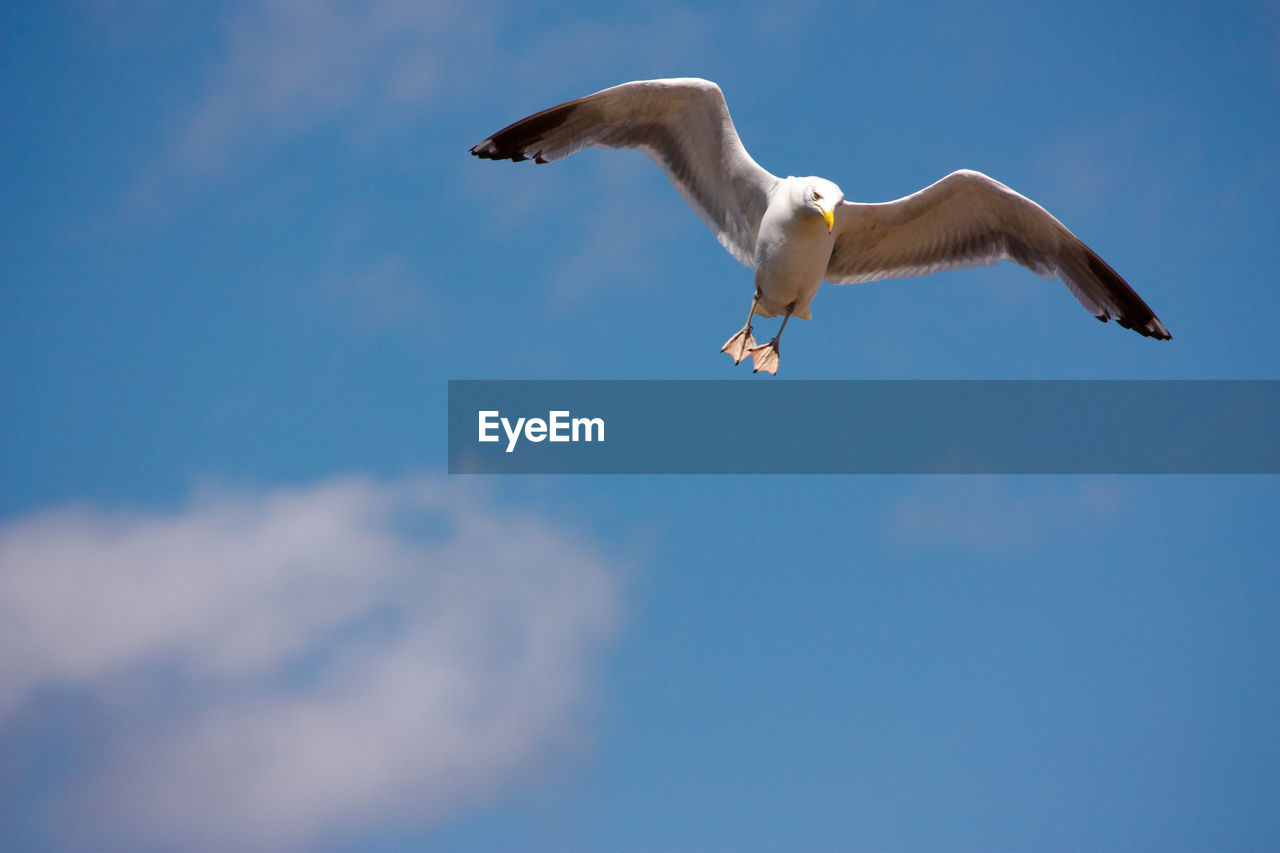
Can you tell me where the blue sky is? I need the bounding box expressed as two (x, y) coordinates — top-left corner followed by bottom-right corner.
(2, 1), (1278, 850)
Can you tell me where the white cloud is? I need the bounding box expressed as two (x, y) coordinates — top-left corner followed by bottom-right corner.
(0, 476), (621, 849)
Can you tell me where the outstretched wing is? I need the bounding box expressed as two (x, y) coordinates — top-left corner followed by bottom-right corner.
(826, 169), (1170, 339)
(471, 78), (779, 267)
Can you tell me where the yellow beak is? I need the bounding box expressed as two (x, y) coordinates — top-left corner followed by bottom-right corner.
(822, 206), (835, 233)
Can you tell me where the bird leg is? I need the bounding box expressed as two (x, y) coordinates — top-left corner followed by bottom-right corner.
(720, 290), (761, 365)
(748, 304), (795, 375)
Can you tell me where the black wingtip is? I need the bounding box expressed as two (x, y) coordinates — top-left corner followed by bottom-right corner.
(1084, 251), (1172, 341)
(469, 141), (503, 159)
(1111, 311), (1172, 340)
(468, 99), (582, 163)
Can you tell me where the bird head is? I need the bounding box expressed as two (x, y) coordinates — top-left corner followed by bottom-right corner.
(799, 177), (844, 232)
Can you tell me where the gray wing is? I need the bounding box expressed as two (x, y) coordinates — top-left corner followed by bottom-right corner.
(826, 170), (1171, 339)
(471, 78), (778, 267)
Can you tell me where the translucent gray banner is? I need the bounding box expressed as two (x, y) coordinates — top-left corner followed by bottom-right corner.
(448, 381), (1280, 474)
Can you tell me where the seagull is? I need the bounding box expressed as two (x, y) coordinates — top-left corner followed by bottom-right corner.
(471, 78), (1170, 374)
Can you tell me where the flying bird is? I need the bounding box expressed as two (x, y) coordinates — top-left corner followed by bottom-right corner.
(471, 78), (1170, 374)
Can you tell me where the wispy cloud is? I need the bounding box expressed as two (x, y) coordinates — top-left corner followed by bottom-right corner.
(502, 8), (711, 99)
(1030, 109), (1183, 227)
(174, 0), (483, 172)
(120, 0), (494, 217)
(120, 0), (722, 217)
(0, 476), (621, 849)
(323, 253), (434, 332)
(885, 477), (1128, 555)
(550, 155), (694, 304)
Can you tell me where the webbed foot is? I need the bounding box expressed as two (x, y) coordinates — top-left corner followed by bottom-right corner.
(721, 325), (757, 365)
(748, 338), (780, 375)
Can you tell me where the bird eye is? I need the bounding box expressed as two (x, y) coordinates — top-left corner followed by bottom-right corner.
(812, 190), (822, 201)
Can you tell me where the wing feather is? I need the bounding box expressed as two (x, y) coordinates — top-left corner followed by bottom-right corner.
(471, 78), (778, 266)
(827, 170), (1171, 339)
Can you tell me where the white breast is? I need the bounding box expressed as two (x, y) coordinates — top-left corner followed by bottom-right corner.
(751, 191), (836, 320)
